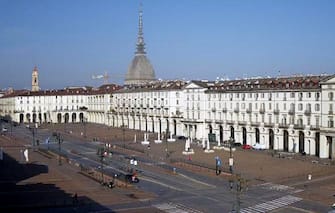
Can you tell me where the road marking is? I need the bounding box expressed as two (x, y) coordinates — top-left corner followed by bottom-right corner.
(154, 202), (203, 213)
(238, 195), (302, 213)
(257, 182), (302, 194)
(140, 176), (182, 191)
(178, 173), (216, 188)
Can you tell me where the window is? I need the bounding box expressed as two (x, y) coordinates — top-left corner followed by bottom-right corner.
(289, 116), (294, 125)
(315, 92), (320, 100)
(298, 103), (303, 111)
(290, 92), (295, 98)
(330, 104), (334, 113)
(328, 117), (334, 128)
(290, 103), (295, 111)
(308, 92), (311, 98)
(315, 104), (320, 111)
(329, 92), (334, 101)
(282, 117), (287, 125)
(316, 117), (320, 127)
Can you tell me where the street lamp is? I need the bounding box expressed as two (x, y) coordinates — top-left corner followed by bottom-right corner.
(165, 128), (169, 158)
(83, 117), (87, 138)
(97, 146), (105, 184)
(29, 124), (37, 151)
(229, 137), (234, 174)
(229, 174), (247, 212)
(56, 133), (63, 165)
(121, 124), (127, 148)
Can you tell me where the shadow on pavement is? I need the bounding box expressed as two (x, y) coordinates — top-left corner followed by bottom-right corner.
(0, 152), (113, 213)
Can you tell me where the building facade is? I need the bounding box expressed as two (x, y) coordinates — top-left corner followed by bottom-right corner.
(0, 75), (334, 159)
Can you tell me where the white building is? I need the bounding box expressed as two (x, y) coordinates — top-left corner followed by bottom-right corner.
(0, 75), (334, 159)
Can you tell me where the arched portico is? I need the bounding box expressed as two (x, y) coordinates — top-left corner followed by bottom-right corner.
(242, 127), (247, 145)
(283, 130), (289, 152)
(72, 113), (77, 123)
(230, 126), (234, 139)
(269, 129), (274, 150)
(299, 131), (305, 153)
(255, 128), (260, 143)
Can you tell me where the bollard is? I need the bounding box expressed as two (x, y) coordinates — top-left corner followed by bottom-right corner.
(308, 174), (312, 180)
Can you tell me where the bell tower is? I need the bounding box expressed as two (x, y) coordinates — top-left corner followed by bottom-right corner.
(31, 66), (39, 92)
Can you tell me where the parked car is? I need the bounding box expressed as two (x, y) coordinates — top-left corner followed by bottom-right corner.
(252, 143), (266, 150)
(242, 144), (252, 149)
(177, 136), (186, 140)
(125, 174), (139, 183)
(2, 127), (8, 132)
(233, 142), (242, 147)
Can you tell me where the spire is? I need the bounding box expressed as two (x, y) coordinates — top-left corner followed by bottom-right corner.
(33, 65), (38, 72)
(136, 2), (146, 55)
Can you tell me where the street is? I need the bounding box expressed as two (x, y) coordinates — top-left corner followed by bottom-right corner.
(1, 122), (334, 213)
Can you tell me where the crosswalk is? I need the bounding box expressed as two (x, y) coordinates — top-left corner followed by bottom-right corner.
(239, 195), (302, 213)
(153, 202), (203, 213)
(258, 182), (303, 194)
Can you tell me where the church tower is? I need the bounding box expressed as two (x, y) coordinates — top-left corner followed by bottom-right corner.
(125, 4), (156, 85)
(31, 66), (40, 92)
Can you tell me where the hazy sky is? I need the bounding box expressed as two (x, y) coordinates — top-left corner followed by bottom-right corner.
(1, 0), (334, 89)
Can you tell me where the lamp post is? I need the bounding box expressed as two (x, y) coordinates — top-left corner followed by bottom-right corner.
(229, 174), (247, 213)
(83, 117), (87, 138)
(29, 124), (36, 151)
(229, 137), (234, 174)
(97, 146), (105, 184)
(165, 128), (169, 158)
(57, 133), (63, 165)
(121, 125), (126, 148)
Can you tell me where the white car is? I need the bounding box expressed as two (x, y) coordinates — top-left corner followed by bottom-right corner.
(252, 143), (266, 150)
(2, 127), (8, 132)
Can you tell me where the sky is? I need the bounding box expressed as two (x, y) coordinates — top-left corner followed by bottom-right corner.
(0, 0), (334, 90)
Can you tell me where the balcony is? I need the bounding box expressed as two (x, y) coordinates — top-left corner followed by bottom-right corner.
(211, 108), (216, 112)
(304, 109), (311, 116)
(222, 108), (227, 113)
(251, 122), (260, 127)
(294, 124), (304, 130)
(264, 123), (274, 128)
(273, 109), (280, 115)
(246, 108), (252, 114)
(279, 123), (289, 128)
(226, 120), (234, 125)
(288, 109), (295, 115)
(329, 110), (333, 115)
(234, 108), (239, 113)
(238, 121), (247, 126)
(259, 108), (265, 114)
(14, 110), (24, 113)
(310, 125), (320, 130)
